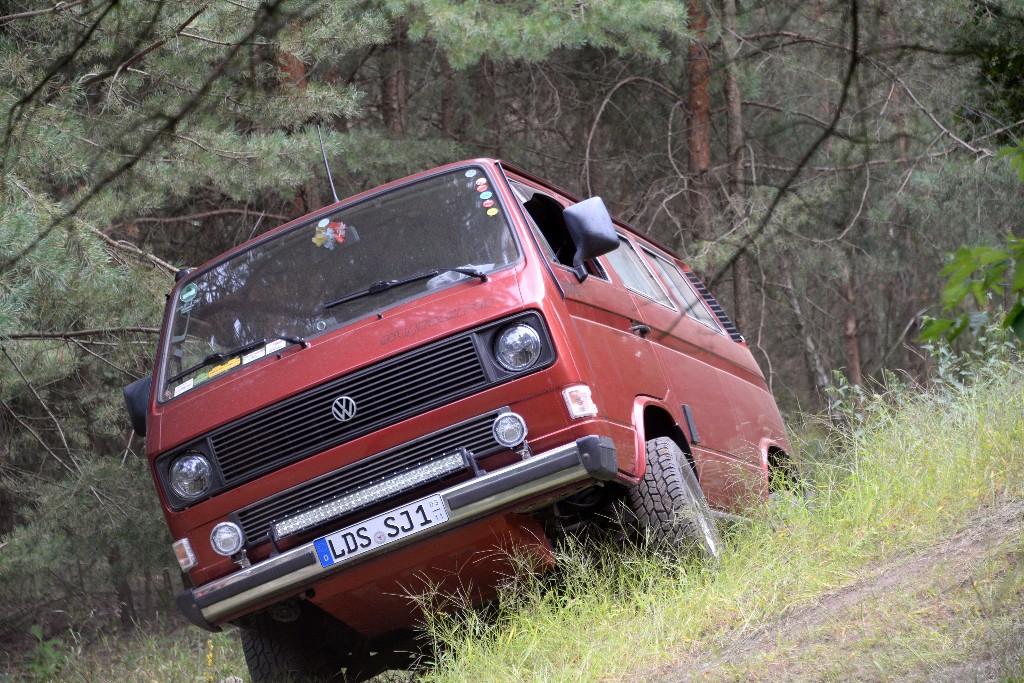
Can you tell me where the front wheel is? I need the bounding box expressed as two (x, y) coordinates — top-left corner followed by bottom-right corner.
(627, 437), (721, 558)
(240, 609), (344, 683)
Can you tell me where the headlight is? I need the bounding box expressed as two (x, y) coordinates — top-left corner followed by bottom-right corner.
(169, 452), (211, 499)
(494, 324), (542, 371)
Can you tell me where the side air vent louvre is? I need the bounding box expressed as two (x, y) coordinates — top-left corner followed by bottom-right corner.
(682, 271), (744, 343)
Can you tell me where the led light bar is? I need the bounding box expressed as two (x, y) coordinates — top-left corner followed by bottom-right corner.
(272, 451), (467, 539)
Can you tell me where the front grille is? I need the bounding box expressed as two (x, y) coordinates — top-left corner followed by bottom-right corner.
(235, 411), (505, 545)
(210, 335), (488, 485)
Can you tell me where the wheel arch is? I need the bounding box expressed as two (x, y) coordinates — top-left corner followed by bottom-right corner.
(630, 399), (696, 481)
(765, 442), (797, 492)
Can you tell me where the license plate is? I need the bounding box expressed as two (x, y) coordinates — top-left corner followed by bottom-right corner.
(312, 494), (448, 568)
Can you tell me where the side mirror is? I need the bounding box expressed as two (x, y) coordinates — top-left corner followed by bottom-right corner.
(123, 375), (152, 438)
(562, 197), (618, 282)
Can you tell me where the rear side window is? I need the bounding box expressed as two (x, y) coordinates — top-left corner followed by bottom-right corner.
(603, 237), (674, 308)
(644, 249), (724, 332)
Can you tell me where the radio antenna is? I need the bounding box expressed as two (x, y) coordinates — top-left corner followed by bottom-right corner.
(316, 125), (340, 204)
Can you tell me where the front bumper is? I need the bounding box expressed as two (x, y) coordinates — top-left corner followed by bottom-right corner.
(177, 434), (617, 630)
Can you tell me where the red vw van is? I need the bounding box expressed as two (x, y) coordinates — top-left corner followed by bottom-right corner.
(124, 159), (790, 681)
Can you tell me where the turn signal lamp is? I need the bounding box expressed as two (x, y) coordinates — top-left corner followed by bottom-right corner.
(172, 538), (197, 571)
(563, 384), (598, 418)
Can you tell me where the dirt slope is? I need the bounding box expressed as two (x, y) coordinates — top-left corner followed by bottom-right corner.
(640, 500), (1024, 683)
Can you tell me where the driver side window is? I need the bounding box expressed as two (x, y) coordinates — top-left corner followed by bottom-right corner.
(509, 179), (607, 279)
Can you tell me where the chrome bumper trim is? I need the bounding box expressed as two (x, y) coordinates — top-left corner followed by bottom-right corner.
(186, 435), (616, 627)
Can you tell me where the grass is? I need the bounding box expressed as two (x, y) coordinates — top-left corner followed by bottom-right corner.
(16, 355), (1024, 682)
(421, 361), (1024, 682)
(5, 618), (248, 683)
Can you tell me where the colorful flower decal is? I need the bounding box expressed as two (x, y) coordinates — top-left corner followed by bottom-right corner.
(479, 191), (493, 200)
(474, 177), (487, 186)
(482, 199), (494, 208)
(465, 169), (478, 178)
(313, 217), (348, 250)
(486, 208), (499, 217)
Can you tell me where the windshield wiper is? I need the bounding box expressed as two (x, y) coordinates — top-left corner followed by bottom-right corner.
(167, 335), (308, 385)
(323, 267), (487, 310)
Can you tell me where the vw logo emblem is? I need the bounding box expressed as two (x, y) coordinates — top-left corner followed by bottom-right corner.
(331, 396), (358, 422)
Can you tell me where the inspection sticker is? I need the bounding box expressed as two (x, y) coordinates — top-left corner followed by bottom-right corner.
(173, 379), (194, 397)
(242, 347), (266, 365)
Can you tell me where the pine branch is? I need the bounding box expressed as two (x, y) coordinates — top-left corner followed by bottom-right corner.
(5, 327), (160, 340)
(0, 399), (76, 477)
(54, 5), (209, 100)
(1, 346), (77, 468)
(0, 0), (89, 26)
(0, 0), (292, 275)
(708, 0), (861, 289)
(2, 0), (120, 167)
(87, 227), (178, 274)
(113, 208), (293, 227)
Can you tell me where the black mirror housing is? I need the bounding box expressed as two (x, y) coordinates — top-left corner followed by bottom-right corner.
(123, 375), (152, 438)
(563, 197), (618, 271)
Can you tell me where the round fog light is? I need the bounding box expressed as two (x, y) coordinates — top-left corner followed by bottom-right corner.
(492, 412), (528, 448)
(210, 522), (244, 557)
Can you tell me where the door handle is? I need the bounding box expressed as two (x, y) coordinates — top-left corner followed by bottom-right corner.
(630, 322), (651, 337)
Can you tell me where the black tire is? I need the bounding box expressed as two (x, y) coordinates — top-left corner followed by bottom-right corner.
(240, 609), (343, 683)
(627, 437), (721, 558)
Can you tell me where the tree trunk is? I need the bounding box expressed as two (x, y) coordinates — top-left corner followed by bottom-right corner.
(381, 18), (408, 134)
(687, 0), (712, 240)
(279, 40), (307, 214)
(441, 56), (454, 138)
(721, 0), (747, 329)
(108, 545), (137, 629)
(784, 269), (830, 405)
(843, 266), (863, 387)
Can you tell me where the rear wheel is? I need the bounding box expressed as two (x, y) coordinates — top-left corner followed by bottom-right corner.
(627, 437), (721, 558)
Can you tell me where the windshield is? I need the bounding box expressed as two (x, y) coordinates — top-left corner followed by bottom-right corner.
(158, 166), (519, 401)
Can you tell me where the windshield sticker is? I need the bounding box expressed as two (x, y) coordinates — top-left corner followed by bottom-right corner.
(207, 357), (241, 379)
(464, 169), (478, 178)
(475, 177), (487, 186)
(178, 283), (199, 315)
(313, 218), (348, 250)
(266, 338), (287, 354)
(179, 283), (198, 303)
(486, 208), (499, 217)
(479, 191), (493, 200)
(173, 378), (194, 397)
(242, 347), (267, 365)
(476, 184), (489, 193)
(482, 200), (494, 208)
